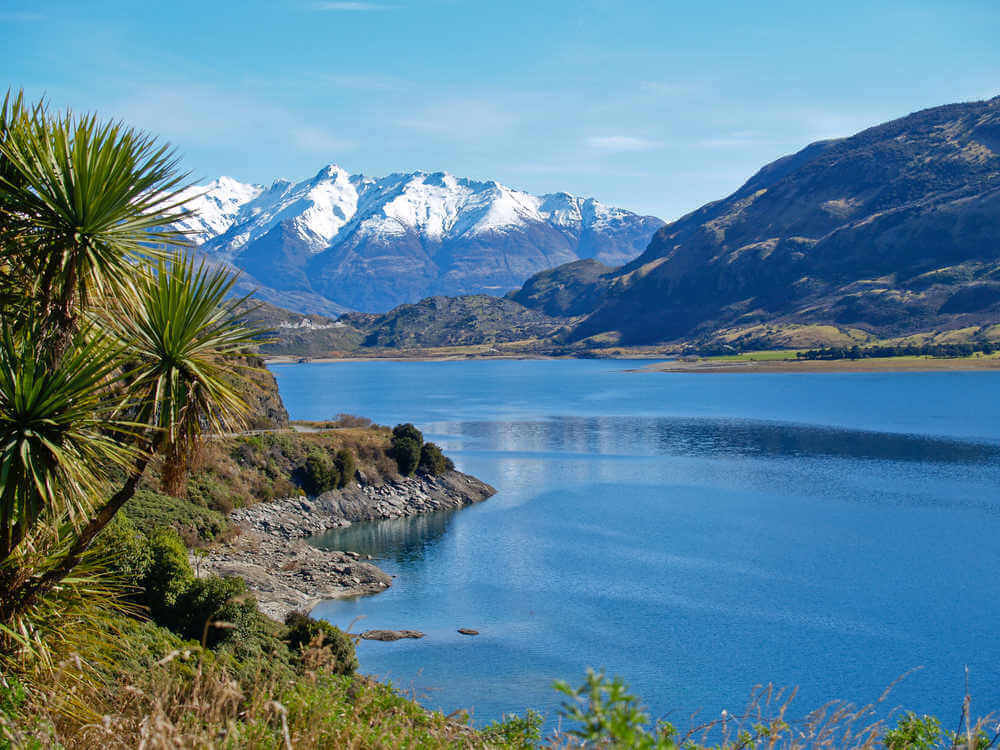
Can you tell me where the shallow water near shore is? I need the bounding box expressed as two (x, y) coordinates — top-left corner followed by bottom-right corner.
(273, 360), (1000, 728)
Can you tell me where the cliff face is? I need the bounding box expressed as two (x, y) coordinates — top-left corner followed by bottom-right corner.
(564, 96), (1000, 344)
(242, 355), (290, 428)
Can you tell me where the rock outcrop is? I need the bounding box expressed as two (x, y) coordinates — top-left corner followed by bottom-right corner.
(229, 471), (496, 539)
(197, 470), (496, 621)
(196, 532), (391, 622)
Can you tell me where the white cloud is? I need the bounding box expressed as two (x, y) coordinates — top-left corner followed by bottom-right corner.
(109, 85), (354, 158)
(311, 2), (393, 10)
(585, 135), (663, 153)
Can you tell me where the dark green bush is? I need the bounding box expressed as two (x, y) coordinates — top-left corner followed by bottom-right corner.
(283, 611), (358, 675)
(334, 449), (356, 488)
(392, 423), (423, 445)
(303, 448), (340, 495)
(140, 529), (274, 657)
(143, 529), (195, 616)
(392, 437), (421, 476)
(418, 442), (451, 476)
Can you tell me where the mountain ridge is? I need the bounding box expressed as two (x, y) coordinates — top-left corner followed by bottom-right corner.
(537, 95), (1000, 346)
(175, 166), (663, 313)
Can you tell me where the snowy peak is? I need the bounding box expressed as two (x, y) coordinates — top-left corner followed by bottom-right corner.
(174, 163), (664, 313)
(178, 165), (657, 253)
(172, 176), (262, 243)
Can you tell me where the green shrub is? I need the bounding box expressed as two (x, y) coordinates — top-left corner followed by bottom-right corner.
(884, 712), (943, 750)
(392, 437), (421, 476)
(143, 529), (195, 616)
(283, 611), (358, 675)
(304, 448), (340, 495)
(418, 442), (451, 476)
(139, 529), (279, 660)
(554, 668), (677, 749)
(392, 423), (423, 445)
(93, 514), (152, 588)
(123, 488), (229, 542)
(186, 473), (240, 514)
(480, 710), (543, 748)
(334, 449), (356, 488)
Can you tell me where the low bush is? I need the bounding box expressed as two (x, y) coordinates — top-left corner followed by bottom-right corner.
(418, 441), (453, 475)
(392, 437), (422, 476)
(334, 448), (357, 487)
(123, 488), (229, 543)
(283, 611), (357, 675)
(303, 448), (340, 495)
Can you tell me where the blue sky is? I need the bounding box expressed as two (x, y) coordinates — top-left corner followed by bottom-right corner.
(4, 0), (999, 219)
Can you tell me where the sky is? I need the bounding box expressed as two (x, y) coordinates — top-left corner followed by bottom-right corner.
(4, 0), (999, 220)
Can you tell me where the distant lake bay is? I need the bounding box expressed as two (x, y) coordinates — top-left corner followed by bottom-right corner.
(270, 360), (1000, 727)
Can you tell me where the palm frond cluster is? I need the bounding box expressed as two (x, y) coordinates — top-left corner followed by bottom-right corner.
(0, 88), (262, 663)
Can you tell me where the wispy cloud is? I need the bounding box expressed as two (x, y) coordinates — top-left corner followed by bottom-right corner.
(323, 73), (405, 91)
(291, 125), (355, 153)
(311, 2), (393, 10)
(400, 99), (518, 139)
(110, 85), (354, 159)
(0, 11), (45, 21)
(585, 135), (663, 153)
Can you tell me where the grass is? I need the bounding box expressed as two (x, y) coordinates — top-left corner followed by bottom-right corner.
(139, 425), (402, 513)
(6, 625), (997, 749)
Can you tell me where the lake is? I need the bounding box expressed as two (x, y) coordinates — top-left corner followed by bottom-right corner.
(271, 359), (1000, 729)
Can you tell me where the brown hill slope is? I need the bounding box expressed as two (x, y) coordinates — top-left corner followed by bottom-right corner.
(564, 96), (1000, 345)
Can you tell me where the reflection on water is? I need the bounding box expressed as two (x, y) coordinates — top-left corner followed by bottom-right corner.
(311, 509), (459, 562)
(442, 416), (1000, 464)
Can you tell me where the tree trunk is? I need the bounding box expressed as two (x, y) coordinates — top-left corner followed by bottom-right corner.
(0, 453), (150, 623)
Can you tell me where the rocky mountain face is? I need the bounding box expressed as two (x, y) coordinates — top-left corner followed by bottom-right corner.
(175, 167), (663, 314)
(531, 96), (1000, 345)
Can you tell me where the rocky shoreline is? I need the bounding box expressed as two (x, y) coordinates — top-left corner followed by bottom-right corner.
(196, 470), (495, 621)
(228, 470), (495, 539)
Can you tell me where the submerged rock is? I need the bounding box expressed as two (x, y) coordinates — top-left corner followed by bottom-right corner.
(361, 629), (425, 641)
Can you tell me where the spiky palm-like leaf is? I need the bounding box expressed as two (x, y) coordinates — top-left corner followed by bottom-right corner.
(0, 89), (192, 345)
(107, 254), (263, 494)
(0, 322), (136, 562)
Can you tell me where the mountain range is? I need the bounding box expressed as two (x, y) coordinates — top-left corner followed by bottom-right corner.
(241, 95), (1000, 355)
(516, 95), (1000, 347)
(174, 167), (664, 314)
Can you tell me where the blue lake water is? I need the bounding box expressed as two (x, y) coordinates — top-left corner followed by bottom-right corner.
(271, 360), (1000, 729)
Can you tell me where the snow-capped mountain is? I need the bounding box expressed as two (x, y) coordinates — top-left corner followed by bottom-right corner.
(176, 164), (664, 313)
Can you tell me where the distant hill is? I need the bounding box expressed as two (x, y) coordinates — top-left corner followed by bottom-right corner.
(551, 95), (1000, 345)
(245, 295), (568, 355)
(176, 166), (663, 314)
